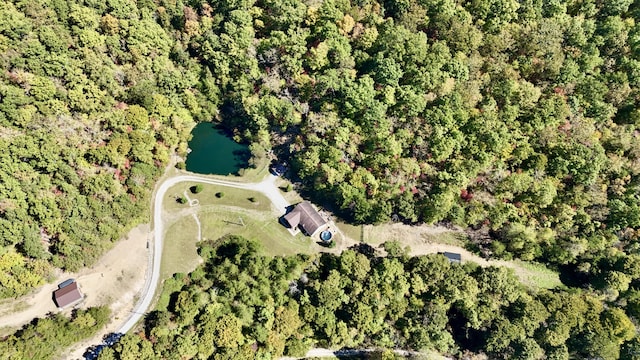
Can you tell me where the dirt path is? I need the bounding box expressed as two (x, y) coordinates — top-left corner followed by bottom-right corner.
(0, 270), (65, 333)
(192, 213), (202, 241)
(59, 225), (149, 359)
(358, 222), (498, 265)
(0, 225), (149, 358)
(335, 222), (558, 289)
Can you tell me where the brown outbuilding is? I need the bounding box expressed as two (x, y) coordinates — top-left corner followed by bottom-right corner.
(283, 201), (327, 237)
(53, 281), (83, 308)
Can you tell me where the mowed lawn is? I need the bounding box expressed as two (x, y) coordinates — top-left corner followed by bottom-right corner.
(163, 182), (273, 213)
(161, 208), (319, 278)
(161, 183), (322, 279)
(161, 215), (200, 279)
(197, 207), (317, 256)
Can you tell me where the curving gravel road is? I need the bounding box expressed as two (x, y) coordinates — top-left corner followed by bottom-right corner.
(115, 173), (289, 334)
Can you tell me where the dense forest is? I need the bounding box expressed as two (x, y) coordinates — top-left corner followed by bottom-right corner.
(3, 0), (640, 356)
(100, 236), (639, 359)
(5, 0), (637, 293)
(210, 0), (640, 294)
(0, 0), (204, 296)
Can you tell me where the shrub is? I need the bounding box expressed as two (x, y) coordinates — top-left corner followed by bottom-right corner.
(215, 192), (224, 198)
(177, 196), (187, 204)
(191, 184), (203, 194)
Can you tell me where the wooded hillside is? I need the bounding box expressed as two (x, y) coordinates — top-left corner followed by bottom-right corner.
(2, 0), (640, 355)
(0, 0), (205, 296)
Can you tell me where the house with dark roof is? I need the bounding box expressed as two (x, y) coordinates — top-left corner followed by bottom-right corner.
(53, 281), (83, 308)
(282, 201), (327, 237)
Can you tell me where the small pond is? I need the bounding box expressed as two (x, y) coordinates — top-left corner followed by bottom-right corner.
(185, 123), (251, 175)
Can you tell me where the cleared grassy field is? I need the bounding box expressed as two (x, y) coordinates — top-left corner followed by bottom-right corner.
(161, 181), (562, 292)
(338, 221), (465, 246)
(336, 220), (562, 290)
(160, 179), (319, 282)
(197, 207), (318, 256)
(512, 260), (563, 290)
(163, 183), (273, 212)
(161, 215), (201, 279)
(161, 205), (322, 280)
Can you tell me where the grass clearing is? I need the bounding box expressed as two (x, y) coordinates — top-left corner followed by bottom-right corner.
(336, 222), (363, 242)
(346, 222), (465, 247)
(197, 207), (318, 256)
(161, 175), (563, 293)
(336, 220), (561, 290)
(161, 216), (201, 280)
(419, 231), (467, 246)
(513, 260), (563, 290)
(164, 183), (273, 212)
(163, 181), (322, 258)
(161, 205), (321, 281)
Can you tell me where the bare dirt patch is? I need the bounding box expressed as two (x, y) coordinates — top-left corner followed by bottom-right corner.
(0, 225), (150, 359)
(60, 224), (150, 359)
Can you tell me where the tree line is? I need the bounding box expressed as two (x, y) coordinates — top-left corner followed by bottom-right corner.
(0, 306), (110, 360)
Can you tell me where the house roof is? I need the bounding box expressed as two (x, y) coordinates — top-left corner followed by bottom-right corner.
(443, 252), (462, 263)
(58, 278), (75, 289)
(284, 211), (301, 228)
(53, 281), (82, 308)
(284, 201), (327, 236)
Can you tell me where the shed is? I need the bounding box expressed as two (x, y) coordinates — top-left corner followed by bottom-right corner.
(53, 281), (82, 308)
(283, 201), (327, 237)
(443, 252), (462, 263)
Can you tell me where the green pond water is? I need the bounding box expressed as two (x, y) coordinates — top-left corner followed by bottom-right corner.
(185, 123), (251, 175)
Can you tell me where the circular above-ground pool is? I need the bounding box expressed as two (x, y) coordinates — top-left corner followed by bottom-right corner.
(320, 230), (333, 242)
